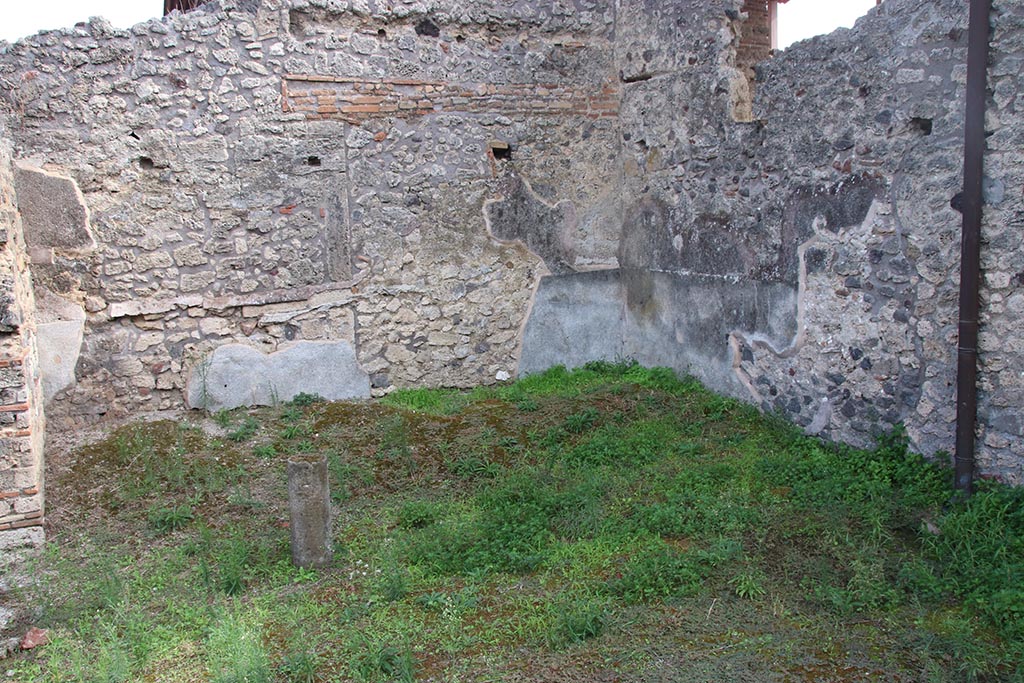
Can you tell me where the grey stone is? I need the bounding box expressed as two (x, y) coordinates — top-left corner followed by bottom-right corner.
(287, 455), (332, 570)
(0, 606), (13, 632)
(0, 292), (18, 333)
(0, 636), (21, 659)
(0, 527), (44, 557)
(988, 410), (1022, 436)
(35, 288), (86, 403)
(186, 340), (370, 411)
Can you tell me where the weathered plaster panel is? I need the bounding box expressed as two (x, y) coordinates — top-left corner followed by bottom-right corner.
(520, 269), (797, 398)
(35, 288), (86, 403)
(186, 340), (370, 411)
(519, 270), (626, 374)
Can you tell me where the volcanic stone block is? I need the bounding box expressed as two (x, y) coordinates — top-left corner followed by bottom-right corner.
(287, 456), (332, 569)
(0, 527), (44, 571)
(13, 165), (94, 251)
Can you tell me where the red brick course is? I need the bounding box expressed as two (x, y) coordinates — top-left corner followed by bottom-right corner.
(283, 75), (621, 123)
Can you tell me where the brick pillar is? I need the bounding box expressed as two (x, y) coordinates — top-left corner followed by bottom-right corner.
(0, 134), (45, 553)
(737, 0), (774, 72)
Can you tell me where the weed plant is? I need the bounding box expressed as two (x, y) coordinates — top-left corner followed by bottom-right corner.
(278, 649), (319, 683)
(207, 610), (272, 683)
(146, 503), (194, 532)
(226, 415), (260, 442)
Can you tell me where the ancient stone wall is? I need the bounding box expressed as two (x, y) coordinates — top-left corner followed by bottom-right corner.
(0, 0), (621, 425)
(0, 0), (1020, 484)
(739, 0), (1023, 482)
(974, 1), (1024, 480)
(600, 0), (1021, 482)
(728, 0), (968, 460)
(0, 128), (45, 552)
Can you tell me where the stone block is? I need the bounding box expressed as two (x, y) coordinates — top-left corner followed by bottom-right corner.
(36, 291), (86, 404)
(12, 493), (41, 515)
(287, 455), (332, 569)
(13, 164), (94, 251)
(0, 525), (43, 554)
(136, 252), (174, 271)
(173, 244), (209, 267)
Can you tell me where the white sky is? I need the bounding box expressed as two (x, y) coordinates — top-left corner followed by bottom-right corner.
(1, 0), (159, 42)
(0, 0), (879, 46)
(777, 0), (879, 49)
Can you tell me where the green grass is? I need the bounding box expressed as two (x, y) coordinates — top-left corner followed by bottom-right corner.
(5, 362), (1023, 682)
(380, 387), (471, 415)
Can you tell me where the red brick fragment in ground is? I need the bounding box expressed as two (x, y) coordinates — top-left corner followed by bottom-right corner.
(20, 626), (49, 650)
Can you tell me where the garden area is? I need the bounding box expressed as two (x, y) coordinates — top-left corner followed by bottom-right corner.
(2, 362), (1022, 682)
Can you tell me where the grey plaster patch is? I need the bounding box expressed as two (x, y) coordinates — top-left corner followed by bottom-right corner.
(518, 270), (626, 375)
(620, 199), (756, 281)
(982, 175), (1005, 206)
(35, 288), (85, 403)
(485, 175), (577, 275)
(620, 272), (797, 395)
(519, 269), (798, 397)
(764, 174), (885, 285)
(187, 340), (370, 411)
(13, 164), (94, 251)
(37, 321), (84, 403)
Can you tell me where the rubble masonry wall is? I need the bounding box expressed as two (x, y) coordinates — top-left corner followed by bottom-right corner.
(0, 0), (1020, 504)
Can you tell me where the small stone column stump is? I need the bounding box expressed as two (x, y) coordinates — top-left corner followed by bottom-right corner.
(286, 456), (332, 569)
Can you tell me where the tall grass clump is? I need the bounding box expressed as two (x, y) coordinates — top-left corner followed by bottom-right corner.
(206, 611), (271, 683)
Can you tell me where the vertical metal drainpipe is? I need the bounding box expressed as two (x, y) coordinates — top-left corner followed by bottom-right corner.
(954, 0), (992, 495)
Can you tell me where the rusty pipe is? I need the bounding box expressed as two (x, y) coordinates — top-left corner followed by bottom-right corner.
(954, 0), (991, 495)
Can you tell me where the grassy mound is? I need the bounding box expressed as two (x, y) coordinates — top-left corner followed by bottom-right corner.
(5, 362), (1022, 682)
